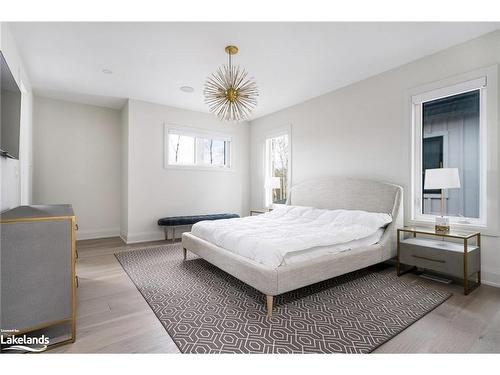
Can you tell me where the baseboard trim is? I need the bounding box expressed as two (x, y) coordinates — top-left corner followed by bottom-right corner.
(482, 279), (500, 288)
(119, 232), (128, 244)
(124, 226), (193, 244)
(481, 269), (500, 288)
(77, 227), (121, 240)
(124, 231), (165, 244)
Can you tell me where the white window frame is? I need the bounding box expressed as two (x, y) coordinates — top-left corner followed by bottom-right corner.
(264, 127), (291, 208)
(164, 124), (233, 172)
(409, 65), (499, 234)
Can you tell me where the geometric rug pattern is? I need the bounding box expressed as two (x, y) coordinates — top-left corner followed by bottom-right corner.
(115, 244), (451, 353)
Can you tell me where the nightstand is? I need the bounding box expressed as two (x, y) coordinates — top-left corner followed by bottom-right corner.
(250, 208), (272, 216)
(397, 227), (481, 295)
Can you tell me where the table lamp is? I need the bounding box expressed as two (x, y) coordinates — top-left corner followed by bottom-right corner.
(265, 177), (281, 190)
(265, 177), (282, 206)
(424, 168), (461, 232)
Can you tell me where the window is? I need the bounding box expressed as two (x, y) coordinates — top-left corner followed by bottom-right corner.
(197, 137), (227, 167)
(264, 132), (290, 207)
(423, 135), (445, 197)
(165, 126), (231, 170)
(411, 78), (486, 226)
(168, 133), (195, 165)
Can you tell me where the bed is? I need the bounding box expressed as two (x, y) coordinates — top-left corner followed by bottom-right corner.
(181, 177), (403, 317)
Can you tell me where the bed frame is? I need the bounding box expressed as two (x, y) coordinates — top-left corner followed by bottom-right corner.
(182, 177), (403, 317)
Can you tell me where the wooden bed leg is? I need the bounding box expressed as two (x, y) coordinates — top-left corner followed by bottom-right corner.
(266, 295), (273, 318)
(183, 248), (187, 261)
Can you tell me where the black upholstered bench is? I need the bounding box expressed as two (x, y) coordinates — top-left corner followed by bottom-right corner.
(158, 213), (239, 241)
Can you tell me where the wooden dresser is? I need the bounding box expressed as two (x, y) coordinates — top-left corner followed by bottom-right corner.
(0, 205), (77, 349)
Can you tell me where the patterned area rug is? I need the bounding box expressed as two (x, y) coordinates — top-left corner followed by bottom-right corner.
(115, 244), (451, 353)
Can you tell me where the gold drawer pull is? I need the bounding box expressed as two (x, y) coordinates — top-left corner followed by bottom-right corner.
(412, 255), (446, 263)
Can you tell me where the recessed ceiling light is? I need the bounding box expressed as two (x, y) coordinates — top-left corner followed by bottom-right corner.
(102, 69), (113, 74)
(180, 86), (194, 93)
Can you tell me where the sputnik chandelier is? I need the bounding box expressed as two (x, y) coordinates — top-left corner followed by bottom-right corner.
(204, 45), (259, 122)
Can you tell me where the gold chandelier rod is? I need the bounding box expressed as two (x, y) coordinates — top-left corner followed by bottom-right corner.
(225, 45), (238, 69)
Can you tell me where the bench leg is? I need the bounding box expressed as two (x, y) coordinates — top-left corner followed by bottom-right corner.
(183, 248), (187, 261)
(266, 295), (273, 318)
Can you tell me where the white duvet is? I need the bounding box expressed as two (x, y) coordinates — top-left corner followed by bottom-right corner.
(191, 205), (392, 268)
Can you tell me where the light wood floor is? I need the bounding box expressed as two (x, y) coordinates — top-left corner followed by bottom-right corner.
(51, 237), (500, 353)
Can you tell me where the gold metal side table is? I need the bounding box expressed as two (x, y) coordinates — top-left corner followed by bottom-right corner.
(397, 226), (481, 295)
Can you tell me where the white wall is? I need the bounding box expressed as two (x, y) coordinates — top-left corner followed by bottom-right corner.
(0, 23), (33, 212)
(120, 100), (129, 240)
(250, 30), (500, 286)
(33, 96), (121, 240)
(123, 99), (250, 243)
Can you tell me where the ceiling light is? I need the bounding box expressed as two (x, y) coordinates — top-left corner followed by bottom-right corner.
(180, 86), (194, 93)
(102, 69), (113, 74)
(204, 45), (258, 122)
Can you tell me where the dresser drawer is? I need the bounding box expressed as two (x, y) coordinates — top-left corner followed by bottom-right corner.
(400, 238), (479, 278)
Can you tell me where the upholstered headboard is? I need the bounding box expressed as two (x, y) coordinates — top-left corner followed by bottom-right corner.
(287, 177), (402, 217)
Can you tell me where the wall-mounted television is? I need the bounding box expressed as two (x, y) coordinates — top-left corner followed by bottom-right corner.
(0, 51), (22, 160)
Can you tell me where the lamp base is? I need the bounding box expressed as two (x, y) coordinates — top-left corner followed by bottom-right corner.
(435, 216), (450, 232)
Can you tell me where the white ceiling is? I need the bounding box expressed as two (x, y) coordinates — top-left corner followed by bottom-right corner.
(8, 22), (500, 119)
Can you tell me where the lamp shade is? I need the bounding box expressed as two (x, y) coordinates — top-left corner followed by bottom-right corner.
(265, 177), (281, 189)
(424, 168), (461, 190)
